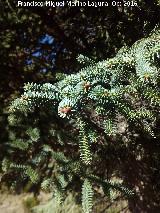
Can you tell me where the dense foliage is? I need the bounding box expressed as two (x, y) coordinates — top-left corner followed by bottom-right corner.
(0, 1), (160, 212)
(5, 28), (160, 212)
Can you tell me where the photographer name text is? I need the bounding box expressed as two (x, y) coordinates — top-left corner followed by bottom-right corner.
(17, 1), (138, 7)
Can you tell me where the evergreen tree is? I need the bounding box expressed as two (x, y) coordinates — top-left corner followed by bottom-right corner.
(5, 28), (160, 212)
(1, 1), (160, 211)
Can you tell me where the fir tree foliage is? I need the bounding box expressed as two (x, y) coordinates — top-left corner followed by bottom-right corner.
(82, 179), (93, 213)
(8, 28), (160, 212)
(78, 118), (92, 165)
